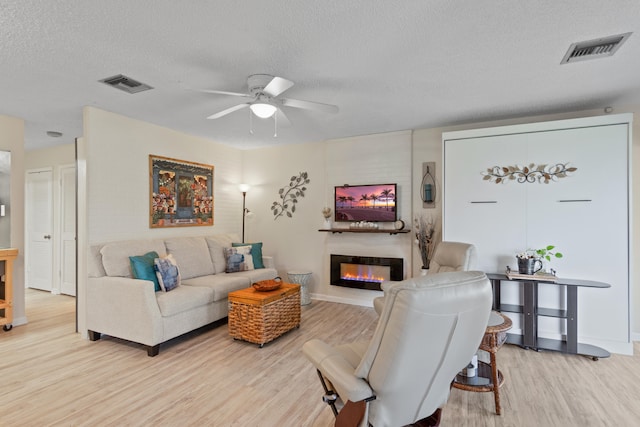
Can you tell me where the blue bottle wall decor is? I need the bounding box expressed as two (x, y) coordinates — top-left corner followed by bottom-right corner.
(421, 162), (436, 209)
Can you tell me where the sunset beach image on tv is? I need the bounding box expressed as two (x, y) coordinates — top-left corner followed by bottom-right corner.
(334, 183), (397, 222)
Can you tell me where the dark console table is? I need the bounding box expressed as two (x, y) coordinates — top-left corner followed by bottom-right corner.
(487, 273), (610, 360)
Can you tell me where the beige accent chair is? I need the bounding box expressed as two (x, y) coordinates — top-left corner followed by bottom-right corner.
(373, 241), (478, 315)
(303, 271), (493, 427)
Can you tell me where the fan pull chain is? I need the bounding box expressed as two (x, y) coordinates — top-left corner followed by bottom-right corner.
(249, 108), (254, 135)
(273, 112), (278, 137)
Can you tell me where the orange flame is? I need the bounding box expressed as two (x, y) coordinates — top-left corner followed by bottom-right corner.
(341, 272), (385, 283)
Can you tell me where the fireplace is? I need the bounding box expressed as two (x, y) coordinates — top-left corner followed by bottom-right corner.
(331, 254), (403, 291)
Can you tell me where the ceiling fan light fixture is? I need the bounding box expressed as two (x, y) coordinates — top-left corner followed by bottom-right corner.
(250, 102), (277, 118)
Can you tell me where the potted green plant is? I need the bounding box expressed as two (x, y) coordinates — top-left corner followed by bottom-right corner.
(200, 211), (212, 224)
(532, 245), (563, 262)
(516, 245), (562, 274)
(152, 209), (166, 226)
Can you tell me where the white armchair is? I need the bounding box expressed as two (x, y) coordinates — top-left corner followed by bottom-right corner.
(303, 271), (493, 427)
(373, 241), (478, 315)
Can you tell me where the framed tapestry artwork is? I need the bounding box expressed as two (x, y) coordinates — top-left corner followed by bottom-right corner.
(149, 155), (214, 228)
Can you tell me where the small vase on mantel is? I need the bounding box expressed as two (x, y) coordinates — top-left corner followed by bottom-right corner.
(321, 207), (333, 230)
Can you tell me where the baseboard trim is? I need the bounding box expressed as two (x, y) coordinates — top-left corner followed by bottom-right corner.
(309, 293), (373, 308)
(10, 316), (28, 327)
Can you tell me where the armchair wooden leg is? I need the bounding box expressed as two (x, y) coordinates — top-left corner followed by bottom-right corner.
(490, 351), (501, 415)
(335, 400), (366, 427)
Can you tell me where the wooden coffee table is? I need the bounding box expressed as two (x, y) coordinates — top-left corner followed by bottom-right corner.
(453, 311), (512, 415)
(228, 283), (301, 347)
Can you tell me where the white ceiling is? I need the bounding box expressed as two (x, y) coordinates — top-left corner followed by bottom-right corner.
(2, 0), (640, 151)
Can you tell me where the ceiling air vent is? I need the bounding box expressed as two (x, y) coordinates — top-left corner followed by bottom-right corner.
(561, 32), (632, 64)
(99, 74), (153, 94)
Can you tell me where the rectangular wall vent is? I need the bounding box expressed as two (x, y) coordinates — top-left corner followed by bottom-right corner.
(561, 32), (632, 64)
(99, 74), (153, 94)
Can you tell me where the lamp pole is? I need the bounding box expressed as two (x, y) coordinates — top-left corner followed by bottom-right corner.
(241, 190), (247, 243)
(239, 184), (250, 243)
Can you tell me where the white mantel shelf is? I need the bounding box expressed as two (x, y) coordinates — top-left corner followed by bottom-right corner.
(318, 229), (410, 235)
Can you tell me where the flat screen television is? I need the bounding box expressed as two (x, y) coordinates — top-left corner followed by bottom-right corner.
(334, 183), (397, 222)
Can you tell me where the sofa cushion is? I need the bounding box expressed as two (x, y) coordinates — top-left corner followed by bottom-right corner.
(205, 234), (238, 273)
(155, 284), (214, 317)
(165, 237), (215, 280)
(181, 269), (279, 302)
(88, 245), (107, 278)
(181, 274), (251, 301)
(154, 254), (181, 292)
(129, 251), (161, 292)
(101, 240), (166, 277)
(232, 242), (264, 269)
(224, 246), (254, 273)
(234, 268), (280, 284)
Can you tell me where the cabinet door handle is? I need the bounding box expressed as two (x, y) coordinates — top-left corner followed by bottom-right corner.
(44, 235), (51, 240)
(558, 199), (592, 203)
(470, 201), (497, 204)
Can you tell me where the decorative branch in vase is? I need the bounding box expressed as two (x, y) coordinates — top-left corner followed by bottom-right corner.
(415, 214), (435, 270)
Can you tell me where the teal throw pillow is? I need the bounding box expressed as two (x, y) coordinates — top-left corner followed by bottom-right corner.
(232, 242), (264, 269)
(129, 251), (161, 292)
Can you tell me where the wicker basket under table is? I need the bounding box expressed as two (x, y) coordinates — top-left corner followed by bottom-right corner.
(228, 283), (301, 347)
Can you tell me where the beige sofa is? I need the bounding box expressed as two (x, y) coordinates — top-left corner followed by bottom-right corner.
(87, 234), (277, 356)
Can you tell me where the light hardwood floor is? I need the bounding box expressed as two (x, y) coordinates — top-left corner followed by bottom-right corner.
(1, 289), (639, 426)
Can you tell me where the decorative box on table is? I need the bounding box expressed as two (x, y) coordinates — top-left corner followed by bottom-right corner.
(228, 283), (301, 347)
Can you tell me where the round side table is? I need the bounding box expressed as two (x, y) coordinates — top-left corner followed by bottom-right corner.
(287, 271), (312, 305)
(452, 311), (512, 415)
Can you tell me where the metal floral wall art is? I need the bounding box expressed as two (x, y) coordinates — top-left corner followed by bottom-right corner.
(482, 163), (577, 184)
(271, 171), (310, 220)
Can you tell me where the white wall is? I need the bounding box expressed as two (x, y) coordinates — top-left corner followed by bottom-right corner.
(73, 105), (640, 341)
(78, 107), (244, 334)
(25, 143), (75, 169)
(241, 140), (328, 298)
(243, 130), (413, 307)
(83, 107), (243, 243)
(0, 114), (26, 325)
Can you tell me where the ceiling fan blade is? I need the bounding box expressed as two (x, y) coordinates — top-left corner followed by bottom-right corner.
(276, 108), (291, 127)
(263, 76), (294, 97)
(207, 103), (249, 119)
(281, 97), (339, 114)
(200, 89), (252, 98)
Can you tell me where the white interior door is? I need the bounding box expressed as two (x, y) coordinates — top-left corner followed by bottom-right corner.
(60, 165), (76, 296)
(26, 169), (54, 291)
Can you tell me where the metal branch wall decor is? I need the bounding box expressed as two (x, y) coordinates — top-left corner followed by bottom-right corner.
(482, 163), (577, 184)
(271, 172), (310, 219)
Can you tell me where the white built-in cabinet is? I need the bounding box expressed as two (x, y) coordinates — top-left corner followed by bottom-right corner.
(443, 114), (632, 355)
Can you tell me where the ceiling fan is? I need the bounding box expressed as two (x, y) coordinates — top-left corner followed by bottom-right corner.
(203, 74), (339, 122)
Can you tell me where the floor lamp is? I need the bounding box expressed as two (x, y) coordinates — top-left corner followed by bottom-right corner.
(239, 184), (250, 243)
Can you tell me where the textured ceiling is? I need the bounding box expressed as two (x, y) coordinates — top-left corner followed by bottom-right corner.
(2, 0), (640, 151)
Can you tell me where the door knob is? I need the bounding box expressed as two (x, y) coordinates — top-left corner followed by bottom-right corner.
(44, 235), (51, 239)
